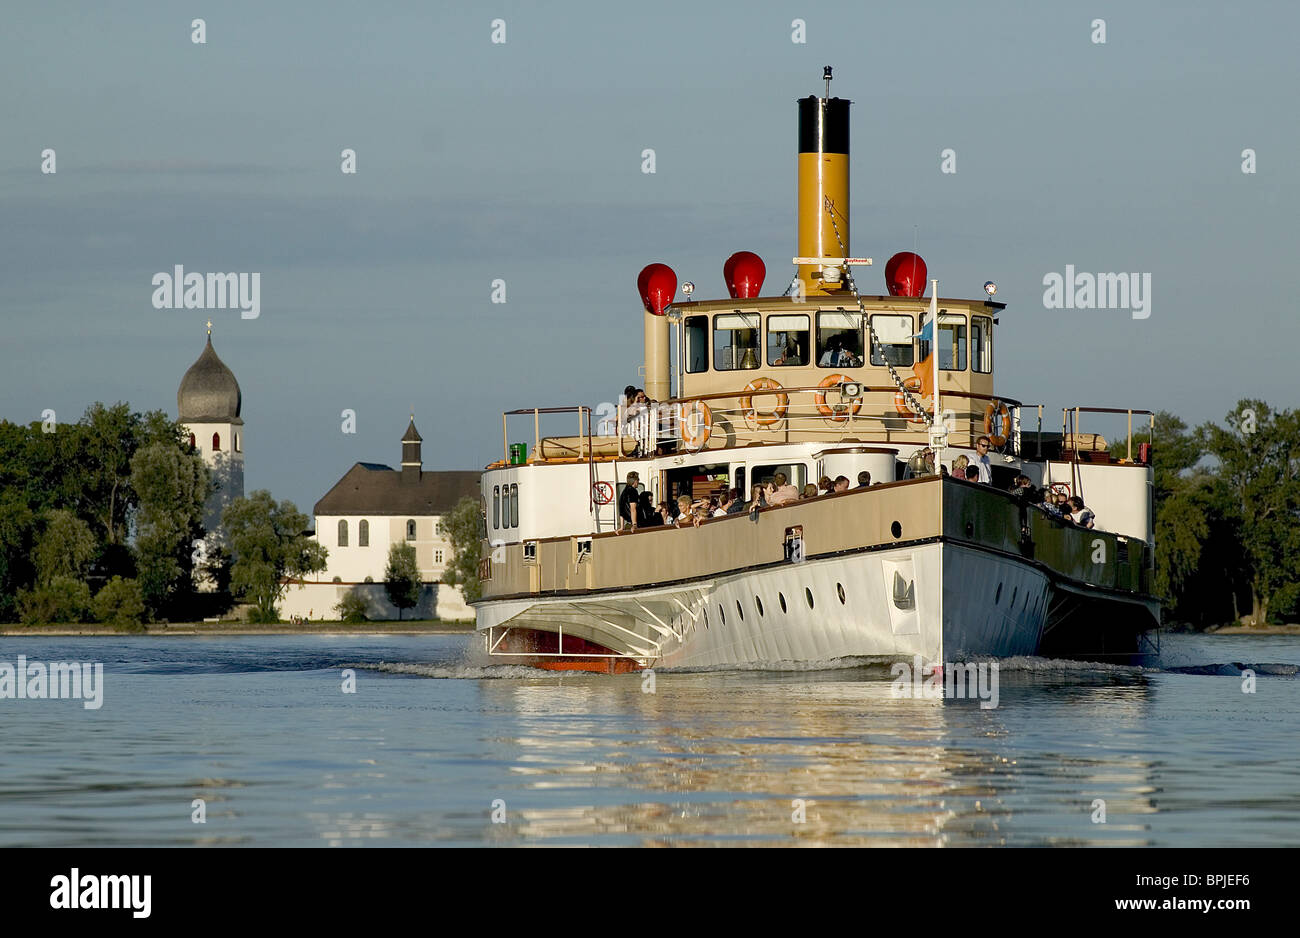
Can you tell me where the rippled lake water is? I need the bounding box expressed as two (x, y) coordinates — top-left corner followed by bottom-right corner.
(0, 632), (1296, 846)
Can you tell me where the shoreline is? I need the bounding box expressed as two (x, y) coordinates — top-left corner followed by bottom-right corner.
(0, 621), (476, 637)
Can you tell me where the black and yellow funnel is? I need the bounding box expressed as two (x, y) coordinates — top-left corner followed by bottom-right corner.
(796, 71), (851, 296)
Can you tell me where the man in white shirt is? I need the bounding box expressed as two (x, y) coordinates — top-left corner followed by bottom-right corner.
(973, 436), (993, 483)
(818, 335), (861, 368)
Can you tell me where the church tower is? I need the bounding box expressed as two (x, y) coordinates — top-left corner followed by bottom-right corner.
(178, 322), (245, 540)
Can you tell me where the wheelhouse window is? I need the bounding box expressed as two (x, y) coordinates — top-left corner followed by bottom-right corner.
(918, 312), (968, 371)
(971, 315), (993, 373)
(766, 314), (810, 367)
(509, 484), (519, 528)
(713, 312), (760, 371)
(684, 315), (709, 373)
(406, 519), (417, 540)
(337, 520), (348, 547)
(869, 314), (915, 367)
(816, 311), (863, 368)
(358, 519), (369, 547)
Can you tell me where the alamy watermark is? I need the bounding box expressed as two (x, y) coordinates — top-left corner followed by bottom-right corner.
(0, 656), (103, 709)
(890, 655), (999, 709)
(151, 265), (260, 319)
(1042, 266), (1150, 319)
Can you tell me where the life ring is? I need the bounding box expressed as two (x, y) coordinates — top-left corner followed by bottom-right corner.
(893, 376), (929, 425)
(739, 377), (789, 427)
(677, 400), (712, 449)
(1049, 482), (1071, 498)
(983, 400), (1011, 447)
(815, 374), (863, 422)
(592, 481), (614, 505)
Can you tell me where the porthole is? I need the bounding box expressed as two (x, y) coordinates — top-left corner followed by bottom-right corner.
(805, 588), (815, 609)
(837, 582), (846, 605)
(755, 595), (764, 617)
(779, 592), (787, 613)
(891, 521), (902, 538)
(995, 583), (1002, 604)
(736, 600), (745, 622)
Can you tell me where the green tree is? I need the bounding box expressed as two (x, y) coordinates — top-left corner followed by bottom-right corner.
(335, 588), (369, 623)
(1200, 400), (1300, 626)
(93, 576), (146, 627)
(0, 493), (36, 622)
(130, 441), (209, 616)
(441, 496), (485, 604)
(222, 491), (328, 622)
(17, 576), (92, 625)
(33, 510), (96, 585)
(384, 543), (421, 620)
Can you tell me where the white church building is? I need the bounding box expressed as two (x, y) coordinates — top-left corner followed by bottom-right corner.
(177, 328), (477, 621)
(279, 418), (480, 622)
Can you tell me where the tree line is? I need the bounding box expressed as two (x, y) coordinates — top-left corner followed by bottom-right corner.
(0, 402), (326, 625)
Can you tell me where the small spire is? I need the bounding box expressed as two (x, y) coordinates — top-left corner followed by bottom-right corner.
(206, 318), (212, 336)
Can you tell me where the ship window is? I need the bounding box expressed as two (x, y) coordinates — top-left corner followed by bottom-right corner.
(755, 595), (764, 617)
(685, 316), (709, 373)
(869, 314), (915, 367)
(971, 316), (993, 373)
(493, 486), (500, 529)
(919, 313), (967, 371)
(736, 600), (744, 621)
(338, 520), (348, 547)
(766, 314), (810, 367)
(509, 484), (519, 528)
(816, 311), (863, 368)
(752, 463), (807, 491)
(713, 312), (760, 371)
(358, 519), (369, 547)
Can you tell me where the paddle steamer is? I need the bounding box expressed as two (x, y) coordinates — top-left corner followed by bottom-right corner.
(473, 70), (1159, 672)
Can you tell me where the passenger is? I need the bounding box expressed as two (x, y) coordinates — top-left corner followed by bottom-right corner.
(973, 436), (993, 483)
(618, 471), (641, 531)
(1068, 496), (1096, 529)
(675, 494), (700, 528)
(951, 454), (969, 477)
(922, 449), (936, 476)
(939, 465), (949, 477)
(764, 471), (801, 506)
(725, 488), (746, 515)
(801, 483), (819, 499)
(818, 475), (834, 495)
(773, 336), (804, 366)
(818, 334), (862, 368)
(637, 491), (659, 527)
(857, 471), (871, 488)
(834, 475), (850, 493)
(747, 483), (768, 512)
(658, 500), (675, 523)
(964, 465), (980, 482)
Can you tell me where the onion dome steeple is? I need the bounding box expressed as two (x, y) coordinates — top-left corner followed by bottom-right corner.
(178, 325), (242, 424)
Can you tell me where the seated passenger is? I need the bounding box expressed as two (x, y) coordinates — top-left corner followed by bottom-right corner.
(765, 471), (801, 506)
(857, 471), (871, 488)
(773, 337), (804, 366)
(818, 475), (834, 495)
(964, 465), (980, 482)
(800, 483), (818, 499)
(637, 491), (659, 527)
(951, 455), (969, 477)
(675, 494), (700, 528)
(1068, 496), (1096, 529)
(818, 335), (862, 368)
(725, 488), (746, 514)
(834, 475), (850, 493)
(747, 483), (768, 511)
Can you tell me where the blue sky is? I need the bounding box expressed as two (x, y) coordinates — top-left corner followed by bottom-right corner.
(3, 1), (1297, 511)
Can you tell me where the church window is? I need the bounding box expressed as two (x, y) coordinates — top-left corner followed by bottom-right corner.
(338, 520), (348, 547)
(188, 433), (196, 449)
(358, 520), (369, 547)
(212, 432), (221, 451)
(406, 519), (417, 540)
(235, 434), (241, 452)
(434, 550), (443, 564)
